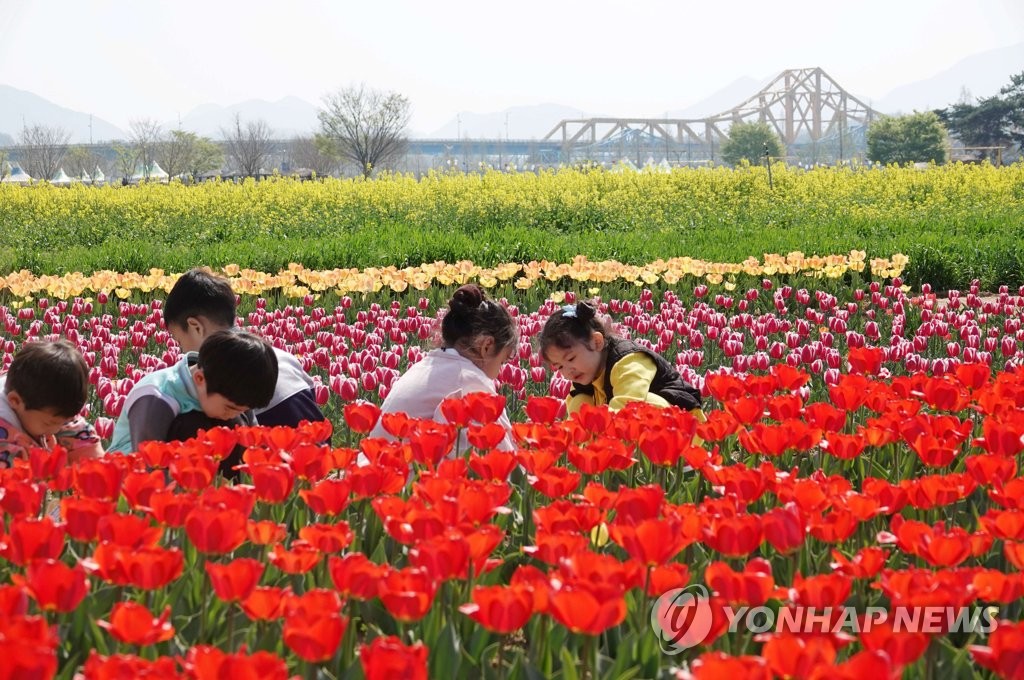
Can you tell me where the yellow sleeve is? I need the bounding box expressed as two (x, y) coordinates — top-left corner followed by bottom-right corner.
(607, 353), (671, 411)
(566, 391), (595, 415)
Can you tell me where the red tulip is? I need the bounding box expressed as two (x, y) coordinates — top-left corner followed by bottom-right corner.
(463, 392), (506, 424)
(240, 585), (291, 621)
(528, 466), (581, 498)
(459, 583), (534, 633)
(98, 602), (175, 646)
(298, 522), (354, 554)
(184, 507), (248, 554)
(702, 513), (762, 557)
(78, 651), (180, 679)
(206, 557), (265, 603)
(17, 559), (90, 612)
(360, 635), (429, 680)
(1, 516), (65, 566)
(283, 611), (347, 663)
(96, 513), (163, 549)
(762, 503), (807, 554)
(120, 469), (168, 510)
(468, 449), (517, 481)
(147, 489), (197, 528)
(61, 497), (115, 543)
(413, 529), (473, 580)
(684, 651), (770, 680)
(467, 423), (507, 450)
(26, 445), (67, 481)
(245, 520), (286, 546)
(762, 633), (837, 680)
(246, 462), (295, 504)
(329, 553), (386, 600)
(547, 580), (627, 635)
(704, 558), (775, 606)
(268, 541), (321, 574)
(378, 567), (438, 622)
(72, 457), (125, 501)
(299, 478), (352, 516)
(525, 396), (563, 424)
(343, 400), (381, 433)
(971, 620), (1024, 679)
(183, 645), (289, 680)
(609, 515), (695, 565)
(0, 584), (29, 617)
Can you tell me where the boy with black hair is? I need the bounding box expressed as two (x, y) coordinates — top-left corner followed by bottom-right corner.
(163, 268), (325, 429)
(0, 340), (104, 468)
(108, 331), (278, 474)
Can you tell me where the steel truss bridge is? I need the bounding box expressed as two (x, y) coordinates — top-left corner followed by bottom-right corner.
(538, 67), (883, 165)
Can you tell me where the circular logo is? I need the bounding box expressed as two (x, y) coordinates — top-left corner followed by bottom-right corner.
(650, 584), (714, 654)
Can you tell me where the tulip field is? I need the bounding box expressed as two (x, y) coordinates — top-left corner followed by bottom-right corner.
(3, 174), (1024, 676)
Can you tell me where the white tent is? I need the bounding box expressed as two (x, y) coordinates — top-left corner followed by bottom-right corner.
(1, 162), (33, 184)
(131, 161), (169, 183)
(50, 168), (73, 186)
(91, 165), (106, 185)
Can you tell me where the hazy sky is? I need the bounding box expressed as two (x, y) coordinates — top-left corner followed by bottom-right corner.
(1, 0), (1022, 133)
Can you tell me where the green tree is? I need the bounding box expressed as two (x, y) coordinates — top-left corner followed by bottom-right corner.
(720, 122), (785, 167)
(937, 72), (1024, 163)
(184, 136), (224, 182)
(1001, 72), (1024, 151)
(156, 129), (203, 181)
(318, 83), (411, 178)
(867, 111), (948, 165)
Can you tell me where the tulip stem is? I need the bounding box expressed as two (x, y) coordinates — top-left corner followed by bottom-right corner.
(497, 634), (509, 680)
(197, 554), (208, 644)
(638, 565), (653, 631)
(581, 633), (595, 680)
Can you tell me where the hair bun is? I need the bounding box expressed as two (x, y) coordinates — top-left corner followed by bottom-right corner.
(575, 301), (597, 322)
(449, 284), (486, 313)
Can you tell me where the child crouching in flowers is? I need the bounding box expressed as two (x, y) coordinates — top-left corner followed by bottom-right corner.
(540, 301), (703, 417)
(0, 339), (104, 468)
(108, 330), (278, 478)
(368, 284), (518, 454)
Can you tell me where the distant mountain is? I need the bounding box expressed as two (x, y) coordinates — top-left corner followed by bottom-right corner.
(876, 41), (1024, 114)
(0, 131), (13, 146)
(174, 96), (320, 139)
(427, 103), (597, 140)
(662, 76), (771, 119)
(0, 85), (126, 143)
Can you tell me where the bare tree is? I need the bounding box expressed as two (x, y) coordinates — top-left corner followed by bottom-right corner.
(18, 124), (71, 181)
(288, 135), (339, 177)
(0, 148), (10, 181)
(112, 142), (138, 185)
(318, 84), (411, 178)
(64, 146), (102, 182)
(129, 118), (163, 180)
(221, 114), (274, 178)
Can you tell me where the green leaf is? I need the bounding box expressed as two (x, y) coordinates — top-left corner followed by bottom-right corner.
(560, 647), (580, 680)
(429, 620), (462, 680)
